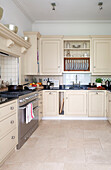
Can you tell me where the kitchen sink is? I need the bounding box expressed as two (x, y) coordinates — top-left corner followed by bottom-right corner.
(69, 86), (83, 90)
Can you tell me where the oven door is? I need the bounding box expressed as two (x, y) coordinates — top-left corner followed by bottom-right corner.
(18, 104), (39, 141)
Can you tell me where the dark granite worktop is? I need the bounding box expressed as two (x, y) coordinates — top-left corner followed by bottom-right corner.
(43, 85), (109, 91)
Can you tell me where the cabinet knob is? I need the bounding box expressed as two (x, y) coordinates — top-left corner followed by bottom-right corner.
(10, 120), (14, 124)
(11, 136), (15, 139)
(58, 66), (60, 68)
(66, 97), (68, 99)
(96, 92), (98, 95)
(49, 92), (52, 95)
(10, 106), (14, 110)
(109, 100), (111, 102)
(94, 66), (96, 68)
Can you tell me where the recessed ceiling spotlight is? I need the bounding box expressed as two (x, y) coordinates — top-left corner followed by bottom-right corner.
(98, 2), (103, 10)
(51, 2), (56, 10)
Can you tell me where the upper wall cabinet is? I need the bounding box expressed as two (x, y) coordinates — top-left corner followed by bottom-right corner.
(23, 32), (41, 75)
(0, 23), (31, 57)
(92, 37), (111, 75)
(40, 36), (63, 75)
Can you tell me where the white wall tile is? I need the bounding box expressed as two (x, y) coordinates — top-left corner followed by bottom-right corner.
(0, 55), (18, 85)
(63, 73), (91, 85)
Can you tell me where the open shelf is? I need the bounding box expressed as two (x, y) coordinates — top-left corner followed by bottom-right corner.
(63, 39), (90, 72)
(64, 48), (90, 51)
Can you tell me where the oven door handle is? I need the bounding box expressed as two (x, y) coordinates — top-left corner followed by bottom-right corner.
(19, 106), (27, 110)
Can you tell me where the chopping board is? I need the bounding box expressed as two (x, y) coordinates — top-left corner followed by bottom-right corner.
(87, 87), (105, 90)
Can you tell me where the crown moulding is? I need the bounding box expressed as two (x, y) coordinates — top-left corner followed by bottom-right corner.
(0, 23), (31, 49)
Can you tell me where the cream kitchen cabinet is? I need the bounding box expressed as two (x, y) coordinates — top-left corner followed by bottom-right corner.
(88, 91), (105, 117)
(64, 91), (87, 116)
(107, 92), (111, 124)
(23, 32), (41, 75)
(0, 100), (17, 166)
(40, 37), (63, 75)
(92, 38), (111, 75)
(43, 91), (59, 116)
(38, 90), (43, 121)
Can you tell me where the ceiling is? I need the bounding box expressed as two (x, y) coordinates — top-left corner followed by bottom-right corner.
(12, 0), (111, 22)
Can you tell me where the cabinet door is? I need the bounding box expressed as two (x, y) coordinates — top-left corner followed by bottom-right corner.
(88, 92), (105, 117)
(40, 38), (62, 75)
(107, 93), (111, 124)
(0, 129), (16, 161)
(64, 91), (87, 116)
(43, 91), (59, 116)
(24, 34), (38, 75)
(93, 39), (111, 74)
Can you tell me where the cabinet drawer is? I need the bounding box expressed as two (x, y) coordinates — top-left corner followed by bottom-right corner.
(0, 114), (16, 139)
(0, 102), (16, 120)
(0, 129), (16, 161)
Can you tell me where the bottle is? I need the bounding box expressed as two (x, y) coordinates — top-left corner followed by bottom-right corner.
(47, 78), (51, 89)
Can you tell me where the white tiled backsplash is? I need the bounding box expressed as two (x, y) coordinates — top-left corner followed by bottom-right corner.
(63, 73), (91, 85)
(25, 74), (111, 86)
(0, 55), (18, 85)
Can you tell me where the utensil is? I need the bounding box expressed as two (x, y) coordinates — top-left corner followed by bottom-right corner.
(4, 24), (18, 33)
(8, 85), (23, 91)
(0, 7), (3, 20)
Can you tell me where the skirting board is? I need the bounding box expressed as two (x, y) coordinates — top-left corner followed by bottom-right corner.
(42, 117), (108, 120)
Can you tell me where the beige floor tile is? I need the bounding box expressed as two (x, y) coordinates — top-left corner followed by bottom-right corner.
(84, 138), (102, 154)
(45, 148), (67, 162)
(0, 163), (22, 170)
(64, 148), (85, 163)
(36, 162), (64, 170)
(86, 151), (111, 164)
(67, 129), (84, 140)
(86, 164), (111, 170)
(64, 163), (87, 170)
(67, 139), (84, 149)
(35, 136), (68, 149)
(6, 147), (51, 163)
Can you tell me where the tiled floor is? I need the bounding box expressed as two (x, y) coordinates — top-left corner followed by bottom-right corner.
(1, 120), (111, 170)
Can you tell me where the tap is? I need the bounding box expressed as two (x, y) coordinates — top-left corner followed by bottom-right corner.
(76, 75), (77, 84)
(79, 81), (81, 88)
(72, 81), (74, 87)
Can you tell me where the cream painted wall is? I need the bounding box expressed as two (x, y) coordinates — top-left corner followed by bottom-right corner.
(32, 21), (111, 35)
(0, 0), (32, 36)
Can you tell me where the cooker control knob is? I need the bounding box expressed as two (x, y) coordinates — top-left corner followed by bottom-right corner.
(25, 97), (30, 100)
(19, 99), (23, 103)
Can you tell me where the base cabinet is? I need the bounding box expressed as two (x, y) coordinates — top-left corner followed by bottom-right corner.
(107, 92), (111, 123)
(0, 100), (17, 166)
(64, 91), (87, 116)
(42, 90), (106, 118)
(43, 91), (59, 116)
(0, 129), (16, 162)
(88, 91), (105, 117)
(38, 91), (43, 121)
